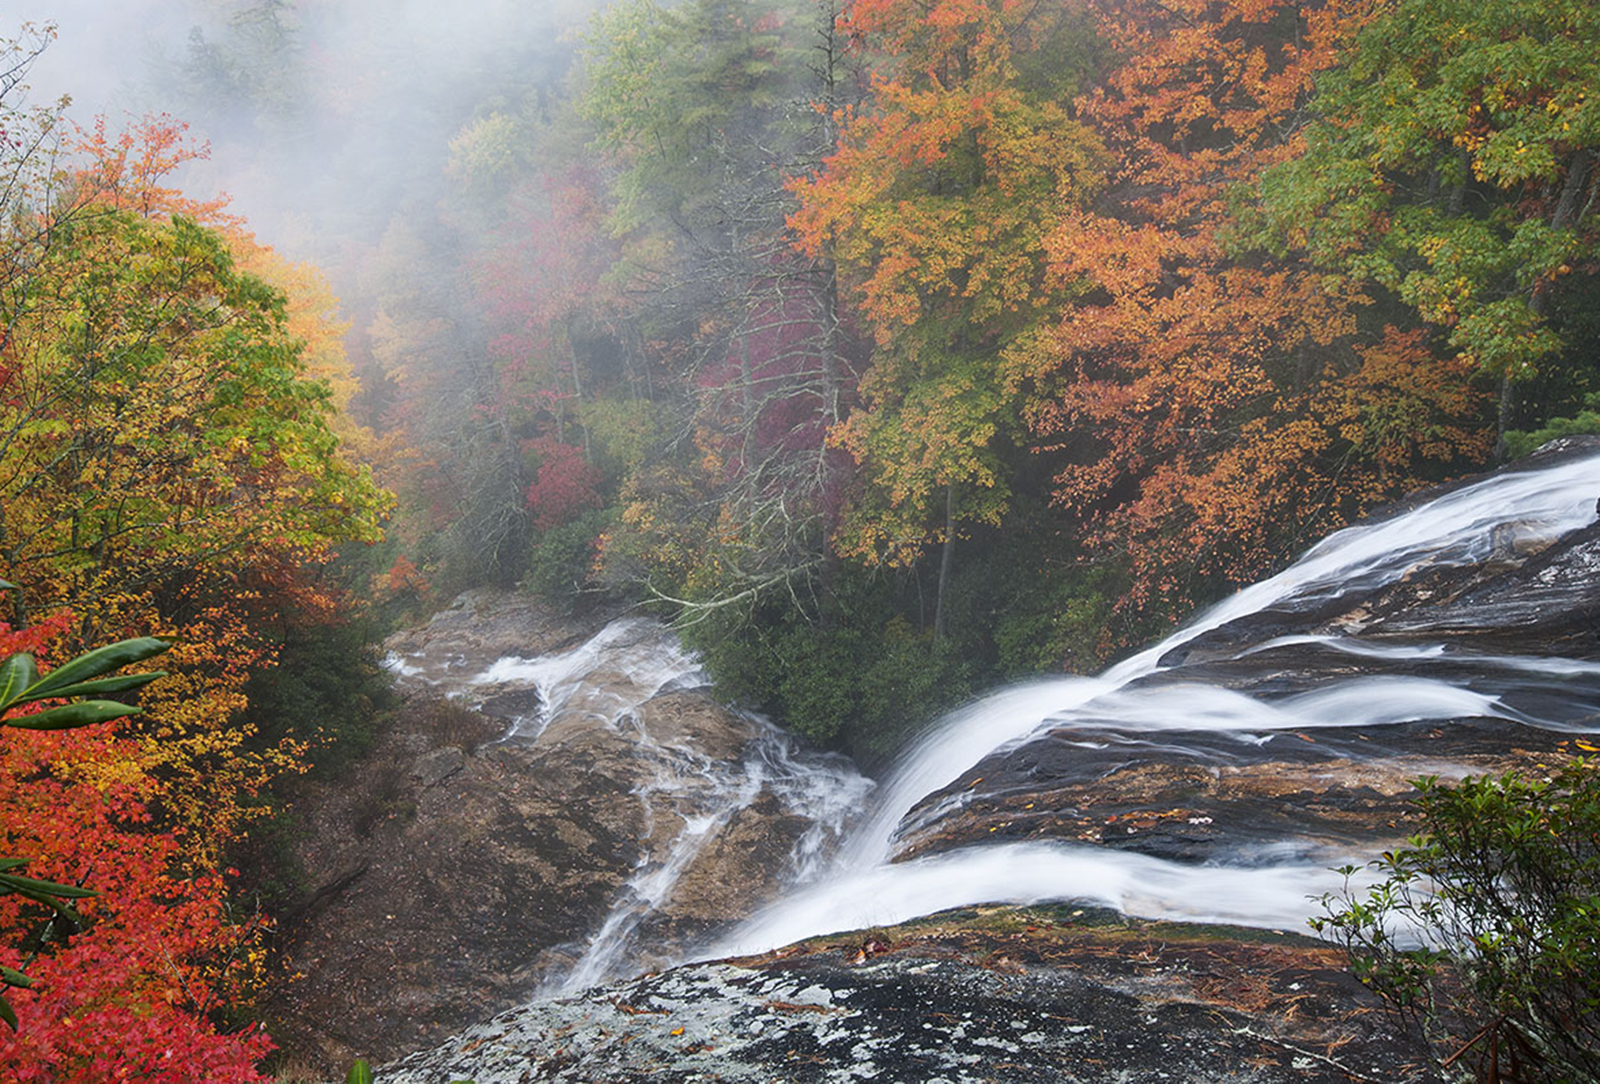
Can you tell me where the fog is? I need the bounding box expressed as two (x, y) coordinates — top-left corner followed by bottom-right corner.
(5, 0), (606, 258)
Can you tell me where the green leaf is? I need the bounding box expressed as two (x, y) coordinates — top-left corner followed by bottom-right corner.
(0, 966), (32, 989)
(346, 1059), (375, 1084)
(0, 882), (86, 924)
(0, 991), (14, 1031)
(3, 700), (142, 731)
(0, 871), (98, 899)
(8, 671), (167, 706)
(0, 654), (38, 710)
(0, 859), (30, 873)
(22, 637), (172, 698)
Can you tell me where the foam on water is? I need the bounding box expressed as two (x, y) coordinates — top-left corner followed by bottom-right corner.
(838, 676), (1112, 868)
(469, 618), (873, 992)
(712, 449), (1600, 957)
(707, 841), (1365, 958)
(473, 617), (706, 738)
(552, 711), (872, 993)
(1248, 633), (1600, 678)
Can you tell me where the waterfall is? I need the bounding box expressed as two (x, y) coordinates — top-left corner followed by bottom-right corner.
(471, 617), (706, 739)
(420, 449), (1597, 989)
(707, 448), (1600, 959)
(447, 616), (872, 993)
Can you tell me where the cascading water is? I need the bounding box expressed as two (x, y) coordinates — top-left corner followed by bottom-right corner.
(448, 616), (873, 993)
(552, 711), (871, 994)
(400, 449), (1598, 994)
(705, 447), (1600, 959)
(811, 451), (1600, 877)
(471, 617), (706, 739)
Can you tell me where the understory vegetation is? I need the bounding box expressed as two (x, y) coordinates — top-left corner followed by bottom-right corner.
(0, 0), (1596, 1077)
(1314, 758), (1600, 1084)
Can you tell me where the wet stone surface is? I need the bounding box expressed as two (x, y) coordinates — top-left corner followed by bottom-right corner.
(896, 717), (1587, 865)
(268, 596), (860, 1074)
(381, 907), (1441, 1084)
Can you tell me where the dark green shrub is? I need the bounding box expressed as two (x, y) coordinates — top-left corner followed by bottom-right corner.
(682, 566), (975, 756)
(1313, 759), (1600, 1083)
(1504, 392), (1600, 459)
(241, 614), (397, 780)
(524, 508), (614, 603)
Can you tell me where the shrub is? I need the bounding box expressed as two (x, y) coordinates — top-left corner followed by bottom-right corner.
(1503, 392), (1600, 459)
(524, 508), (614, 603)
(1312, 758), (1600, 1083)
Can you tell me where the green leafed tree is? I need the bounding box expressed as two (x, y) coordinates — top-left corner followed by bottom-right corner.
(1251, 0), (1600, 450)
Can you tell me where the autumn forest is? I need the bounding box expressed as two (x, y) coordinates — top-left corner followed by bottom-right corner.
(1, 0), (1597, 1076)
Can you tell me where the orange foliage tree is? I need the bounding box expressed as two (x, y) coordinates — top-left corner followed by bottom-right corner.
(792, 0), (1107, 572)
(1001, 0), (1491, 620)
(0, 117), (390, 863)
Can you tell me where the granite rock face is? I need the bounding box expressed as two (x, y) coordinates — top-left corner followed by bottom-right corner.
(382, 907), (1440, 1084)
(267, 596), (854, 1073)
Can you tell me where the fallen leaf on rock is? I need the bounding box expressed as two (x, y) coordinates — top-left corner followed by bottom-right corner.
(765, 1001), (837, 1014)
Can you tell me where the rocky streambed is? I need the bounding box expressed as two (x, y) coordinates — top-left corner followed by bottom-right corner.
(277, 439), (1600, 1080)
(267, 592), (865, 1071)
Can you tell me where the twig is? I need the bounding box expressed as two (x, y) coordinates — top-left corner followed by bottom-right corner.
(1227, 1022), (1393, 1083)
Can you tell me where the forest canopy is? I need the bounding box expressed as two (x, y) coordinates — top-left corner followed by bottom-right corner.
(0, 0), (1597, 1073)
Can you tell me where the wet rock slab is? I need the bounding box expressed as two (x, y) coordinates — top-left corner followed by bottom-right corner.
(269, 597), (840, 1073)
(382, 587), (619, 687)
(1167, 437), (1600, 667)
(897, 718), (1586, 864)
(902, 459), (1600, 865)
(381, 907), (1439, 1083)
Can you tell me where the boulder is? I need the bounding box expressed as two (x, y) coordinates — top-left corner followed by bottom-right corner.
(382, 906), (1440, 1084)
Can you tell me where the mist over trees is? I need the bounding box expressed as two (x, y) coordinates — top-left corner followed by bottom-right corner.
(0, 0), (1597, 1072)
(15, 0), (1596, 751)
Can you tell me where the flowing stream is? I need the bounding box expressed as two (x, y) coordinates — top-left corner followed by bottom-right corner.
(412, 450), (1599, 989)
(411, 616), (873, 992)
(706, 449), (1600, 958)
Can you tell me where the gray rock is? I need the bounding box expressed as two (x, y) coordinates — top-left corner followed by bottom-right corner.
(410, 747), (465, 787)
(380, 907), (1441, 1084)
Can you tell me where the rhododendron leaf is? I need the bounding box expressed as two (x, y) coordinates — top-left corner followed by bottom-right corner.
(0, 871), (98, 899)
(23, 637), (171, 699)
(0, 653), (38, 710)
(9, 671), (168, 706)
(3, 700), (141, 731)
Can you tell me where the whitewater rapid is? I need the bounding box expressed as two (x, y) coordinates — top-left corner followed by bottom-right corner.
(708, 448), (1600, 958)
(442, 449), (1598, 985)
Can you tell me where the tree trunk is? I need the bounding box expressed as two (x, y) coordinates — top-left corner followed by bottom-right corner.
(1494, 371), (1516, 461)
(1448, 149), (1470, 215)
(568, 330), (593, 463)
(1551, 149), (1595, 231)
(933, 484), (956, 642)
(1495, 152), (1594, 460)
